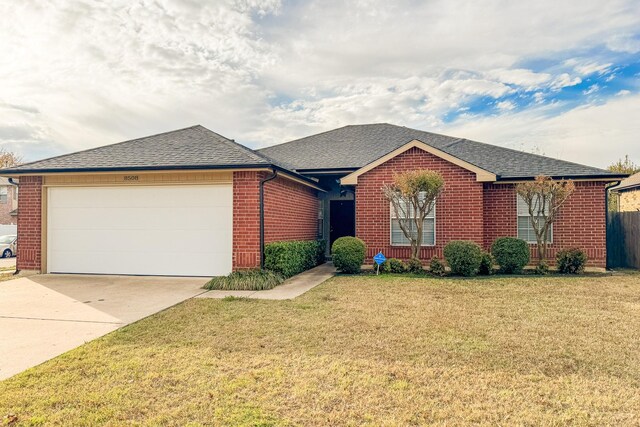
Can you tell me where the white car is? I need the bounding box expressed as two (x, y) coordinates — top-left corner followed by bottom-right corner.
(0, 235), (17, 258)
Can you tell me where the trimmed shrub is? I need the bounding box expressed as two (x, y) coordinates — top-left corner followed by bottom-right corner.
(406, 257), (425, 274)
(479, 252), (494, 275)
(491, 237), (530, 274)
(205, 269), (284, 291)
(429, 257), (446, 276)
(443, 240), (483, 277)
(332, 237), (366, 274)
(388, 258), (407, 273)
(557, 248), (588, 274)
(264, 240), (324, 278)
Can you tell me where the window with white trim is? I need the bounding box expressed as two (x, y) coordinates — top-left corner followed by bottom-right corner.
(390, 194), (435, 246)
(0, 187), (7, 204)
(517, 194), (552, 243)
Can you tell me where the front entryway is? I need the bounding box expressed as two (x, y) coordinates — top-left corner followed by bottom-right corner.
(330, 200), (355, 248)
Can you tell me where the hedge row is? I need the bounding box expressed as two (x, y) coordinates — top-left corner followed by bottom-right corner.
(264, 239), (326, 278)
(370, 237), (588, 277)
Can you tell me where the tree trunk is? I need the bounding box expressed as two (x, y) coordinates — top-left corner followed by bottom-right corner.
(412, 200), (423, 260)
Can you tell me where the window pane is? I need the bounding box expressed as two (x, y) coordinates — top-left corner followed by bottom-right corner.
(518, 215), (552, 243)
(517, 194), (550, 216)
(391, 218), (435, 246)
(423, 218), (435, 245)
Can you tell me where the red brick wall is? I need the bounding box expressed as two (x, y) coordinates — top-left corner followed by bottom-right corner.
(483, 183), (516, 249)
(484, 181), (607, 267)
(16, 176), (42, 271)
(355, 148), (608, 268)
(355, 147), (484, 263)
(264, 175), (318, 243)
(233, 171), (261, 269)
(232, 171), (319, 270)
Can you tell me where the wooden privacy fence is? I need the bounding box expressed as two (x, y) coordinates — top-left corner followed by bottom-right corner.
(607, 211), (640, 269)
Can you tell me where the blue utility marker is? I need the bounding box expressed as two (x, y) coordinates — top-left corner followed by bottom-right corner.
(373, 252), (386, 265)
(373, 252), (386, 274)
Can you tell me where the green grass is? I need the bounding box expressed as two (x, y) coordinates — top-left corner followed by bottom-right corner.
(2, 274), (640, 425)
(204, 269), (285, 291)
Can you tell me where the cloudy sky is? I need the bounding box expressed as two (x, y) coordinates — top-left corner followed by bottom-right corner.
(1, 0), (639, 168)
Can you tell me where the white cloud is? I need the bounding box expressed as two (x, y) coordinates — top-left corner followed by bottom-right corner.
(440, 94), (640, 168)
(583, 84), (600, 95)
(496, 100), (516, 111)
(0, 0), (281, 155)
(487, 69), (551, 91)
(0, 0), (639, 162)
(550, 73), (583, 90)
(533, 92), (546, 103)
(565, 59), (613, 75)
(606, 33), (640, 53)
(617, 89), (631, 96)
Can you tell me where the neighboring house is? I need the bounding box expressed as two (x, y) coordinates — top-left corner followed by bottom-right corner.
(0, 124), (625, 276)
(0, 177), (18, 225)
(611, 172), (640, 211)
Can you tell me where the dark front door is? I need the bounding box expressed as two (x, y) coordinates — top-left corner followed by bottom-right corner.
(330, 200), (355, 247)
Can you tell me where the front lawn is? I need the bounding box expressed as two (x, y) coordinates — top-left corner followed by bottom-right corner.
(2, 274), (640, 426)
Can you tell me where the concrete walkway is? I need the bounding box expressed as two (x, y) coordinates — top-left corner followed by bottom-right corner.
(197, 262), (336, 300)
(0, 274), (207, 380)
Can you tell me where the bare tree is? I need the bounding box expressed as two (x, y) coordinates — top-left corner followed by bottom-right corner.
(516, 175), (575, 267)
(382, 170), (444, 260)
(0, 148), (22, 169)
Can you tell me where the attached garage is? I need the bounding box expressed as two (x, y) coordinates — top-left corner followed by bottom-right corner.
(46, 184), (232, 276)
(3, 125), (325, 275)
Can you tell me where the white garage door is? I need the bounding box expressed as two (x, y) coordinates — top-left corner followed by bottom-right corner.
(47, 185), (232, 276)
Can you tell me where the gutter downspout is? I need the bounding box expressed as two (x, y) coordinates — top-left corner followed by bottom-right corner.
(259, 168), (278, 269)
(605, 180), (621, 270)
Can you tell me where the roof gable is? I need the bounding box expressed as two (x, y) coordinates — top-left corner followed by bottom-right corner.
(341, 140), (496, 185)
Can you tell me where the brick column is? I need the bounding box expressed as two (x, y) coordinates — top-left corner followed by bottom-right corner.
(232, 171), (261, 269)
(17, 176), (42, 272)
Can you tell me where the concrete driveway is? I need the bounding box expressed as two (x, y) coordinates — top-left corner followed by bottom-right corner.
(0, 256), (16, 270)
(0, 274), (208, 380)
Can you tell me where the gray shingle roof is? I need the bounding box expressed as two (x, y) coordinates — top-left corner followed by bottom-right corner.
(614, 172), (640, 191)
(259, 123), (622, 180)
(1, 125), (272, 174)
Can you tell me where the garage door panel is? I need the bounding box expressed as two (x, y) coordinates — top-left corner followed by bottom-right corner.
(49, 186), (231, 209)
(50, 206), (232, 232)
(47, 185), (233, 276)
(49, 228), (231, 254)
(48, 250), (231, 277)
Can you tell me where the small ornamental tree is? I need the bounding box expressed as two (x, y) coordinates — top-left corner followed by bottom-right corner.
(382, 170), (444, 260)
(516, 175), (575, 266)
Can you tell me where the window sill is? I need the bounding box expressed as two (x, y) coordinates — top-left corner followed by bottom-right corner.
(390, 244), (436, 247)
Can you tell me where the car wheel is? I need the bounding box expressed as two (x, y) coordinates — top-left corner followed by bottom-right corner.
(2, 249), (11, 258)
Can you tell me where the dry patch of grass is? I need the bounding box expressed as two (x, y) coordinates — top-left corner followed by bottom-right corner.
(1, 274), (640, 426)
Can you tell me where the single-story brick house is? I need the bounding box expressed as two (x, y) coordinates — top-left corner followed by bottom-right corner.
(0, 123), (625, 276)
